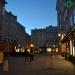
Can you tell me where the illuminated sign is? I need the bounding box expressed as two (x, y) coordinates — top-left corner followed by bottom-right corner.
(65, 0), (73, 8)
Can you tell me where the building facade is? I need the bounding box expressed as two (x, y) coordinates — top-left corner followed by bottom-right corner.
(0, 0), (31, 52)
(25, 33), (31, 49)
(0, 0), (6, 41)
(31, 26), (59, 52)
(46, 26), (58, 47)
(31, 28), (46, 50)
(56, 0), (75, 38)
(56, 0), (75, 61)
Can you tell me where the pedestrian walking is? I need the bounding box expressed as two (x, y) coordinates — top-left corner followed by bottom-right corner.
(24, 49), (29, 62)
(29, 49), (34, 62)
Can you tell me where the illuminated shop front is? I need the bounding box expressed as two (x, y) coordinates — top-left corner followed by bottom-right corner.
(46, 45), (59, 53)
(61, 26), (75, 60)
(15, 44), (25, 53)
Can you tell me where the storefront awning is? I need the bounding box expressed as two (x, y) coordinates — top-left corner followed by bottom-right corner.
(61, 25), (75, 43)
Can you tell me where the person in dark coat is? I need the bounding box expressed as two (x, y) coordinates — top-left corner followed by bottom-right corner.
(24, 49), (29, 62)
(29, 49), (34, 62)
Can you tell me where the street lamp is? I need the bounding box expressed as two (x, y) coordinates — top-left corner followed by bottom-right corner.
(58, 33), (62, 53)
(30, 44), (34, 53)
(30, 44), (34, 48)
(58, 33), (61, 37)
(58, 33), (61, 44)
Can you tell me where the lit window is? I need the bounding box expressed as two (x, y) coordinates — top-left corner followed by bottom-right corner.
(47, 48), (51, 52)
(56, 48), (58, 52)
(15, 49), (20, 52)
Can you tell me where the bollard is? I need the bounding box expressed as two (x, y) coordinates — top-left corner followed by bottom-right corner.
(3, 60), (8, 71)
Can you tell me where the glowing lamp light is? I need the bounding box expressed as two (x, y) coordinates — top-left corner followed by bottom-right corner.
(73, 47), (75, 56)
(15, 46), (16, 50)
(30, 44), (34, 48)
(27, 49), (30, 53)
(21, 48), (25, 52)
(58, 33), (61, 37)
(56, 48), (58, 52)
(47, 48), (51, 52)
(15, 49), (20, 52)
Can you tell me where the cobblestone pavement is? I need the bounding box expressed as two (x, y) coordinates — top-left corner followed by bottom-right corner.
(0, 53), (75, 75)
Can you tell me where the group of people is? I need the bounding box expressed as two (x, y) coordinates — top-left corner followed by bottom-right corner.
(24, 49), (34, 62)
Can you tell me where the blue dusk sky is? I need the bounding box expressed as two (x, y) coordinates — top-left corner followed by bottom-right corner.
(6, 0), (57, 35)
